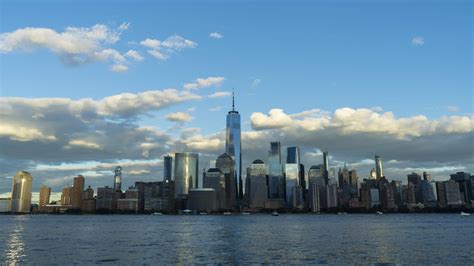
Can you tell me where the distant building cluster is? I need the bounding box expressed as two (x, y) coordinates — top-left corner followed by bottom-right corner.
(1, 95), (473, 214)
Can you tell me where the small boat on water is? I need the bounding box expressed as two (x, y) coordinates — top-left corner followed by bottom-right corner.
(242, 212), (251, 215)
(223, 212), (232, 215)
(152, 212), (163, 215)
(272, 211), (279, 216)
(376, 211), (383, 215)
(460, 212), (471, 216)
(337, 212), (347, 215)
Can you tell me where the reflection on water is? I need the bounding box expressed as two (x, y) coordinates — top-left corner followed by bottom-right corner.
(4, 216), (28, 264)
(0, 214), (473, 264)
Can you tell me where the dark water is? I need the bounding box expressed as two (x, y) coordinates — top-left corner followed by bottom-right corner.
(1, 214), (473, 264)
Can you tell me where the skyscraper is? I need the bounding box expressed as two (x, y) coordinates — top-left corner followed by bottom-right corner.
(71, 175), (85, 209)
(164, 155), (173, 181)
(323, 151), (329, 183)
(225, 91), (242, 199)
(267, 142), (284, 199)
(11, 171), (33, 213)
(174, 152), (199, 199)
(216, 153), (236, 209)
(114, 166), (122, 191)
(247, 159), (268, 209)
(39, 185), (51, 209)
(287, 146), (300, 164)
(375, 154), (383, 179)
(285, 146), (301, 208)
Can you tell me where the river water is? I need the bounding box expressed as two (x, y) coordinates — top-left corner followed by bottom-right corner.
(1, 213), (473, 264)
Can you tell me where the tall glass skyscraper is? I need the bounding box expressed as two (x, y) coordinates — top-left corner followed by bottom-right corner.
(375, 154), (383, 179)
(267, 141), (284, 199)
(285, 146), (301, 208)
(11, 171), (33, 213)
(174, 152), (199, 199)
(225, 92), (242, 199)
(164, 155), (173, 181)
(114, 166), (122, 191)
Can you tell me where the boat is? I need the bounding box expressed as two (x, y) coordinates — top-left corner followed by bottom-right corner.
(272, 211), (279, 216)
(242, 212), (251, 215)
(199, 212), (208, 215)
(151, 212), (163, 215)
(223, 212), (232, 215)
(337, 212), (347, 215)
(460, 212), (471, 216)
(376, 211), (383, 215)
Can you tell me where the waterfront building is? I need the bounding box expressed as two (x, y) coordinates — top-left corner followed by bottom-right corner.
(164, 155), (173, 181)
(379, 179), (397, 210)
(0, 198), (11, 213)
(326, 184), (338, 209)
(61, 186), (72, 206)
(285, 161), (300, 208)
(96, 186), (116, 211)
(375, 154), (383, 179)
(247, 160), (268, 209)
(203, 168), (226, 210)
(174, 152), (199, 199)
(116, 187), (139, 213)
(81, 186), (96, 212)
(187, 188), (217, 212)
(403, 183), (416, 205)
(436, 181), (447, 208)
(114, 166), (122, 192)
(216, 153), (237, 209)
(71, 175), (84, 209)
(39, 185), (51, 209)
(267, 141), (284, 199)
(225, 92), (242, 199)
(407, 172), (423, 203)
(369, 188), (380, 208)
(444, 180), (463, 207)
(309, 182), (320, 213)
(308, 165), (327, 209)
(11, 171), (33, 213)
(421, 180), (437, 207)
(450, 172), (472, 206)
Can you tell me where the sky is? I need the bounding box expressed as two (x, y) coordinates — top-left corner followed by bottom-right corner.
(0, 0), (473, 200)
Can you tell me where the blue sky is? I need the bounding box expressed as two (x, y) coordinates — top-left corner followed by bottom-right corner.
(0, 0), (472, 195)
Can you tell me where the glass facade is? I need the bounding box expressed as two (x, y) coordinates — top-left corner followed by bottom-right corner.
(267, 142), (284, 199)
(114, 166), (122, 191)
(216, 153), (236, 209)
(285, 163), (299, 208)
(375, 154), (383, 179)
(174, 152), (199, 199)
(226, 103), (242, 199)
(11, 171), (33, 213)
(286, 146), (300, 164)
(164, 155), (173, 181)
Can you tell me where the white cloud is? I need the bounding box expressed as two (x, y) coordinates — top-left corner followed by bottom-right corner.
(209, 32), (223, 39)
(0, 23), (133, 72)
(447, 106), (459, 113)
(165, 112), (193, 122)
(111, 64), (128, 72)
(66, 139), (101, 150)
(0, 124), (56, 142)
(124, 49), (144, 61)
(251, 107), (474, 139)
(208, 91), (231, 98)
(184, 76), (225, 90)
(250, 77), (262, 87)
(412, 36), (425, 46)
(140, 35), (196, 60)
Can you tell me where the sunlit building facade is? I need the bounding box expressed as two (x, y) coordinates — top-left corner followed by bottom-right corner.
(267, 141), (284, 199)
(174, 152), (199, 199)
(114, 166), (122, 191)
(11, 171), (33, 213)
(39, 185), (51, 209)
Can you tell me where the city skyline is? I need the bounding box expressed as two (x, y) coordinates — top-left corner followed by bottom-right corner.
(1, 1), (473, 197)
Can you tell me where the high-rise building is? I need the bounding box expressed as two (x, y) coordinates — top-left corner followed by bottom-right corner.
(444, 180), (463, 207)
(71, 175), (85, 209)
(267, 142), (284, 199)
(323, 151), (329, 183)
(203, 168), (226, 210)
(96, 186), (116, 211)
(10, 171), (33, 213)
(39, 185), (51, 209)
(369, 168), (376, 180)
(247, 159), (268, 209)
(326, 184), (338, 209)
(164, 155), (173, 181)
(287, 146), (300, 164)
(375, 154), (383, 179)
(407, 172), (423, 203)
(309, 182), (320, 213)
(216, 153), (236, 209)
(81, 186), (96, 213)
(421, 180), (437, 207)
(308, 165), (327, 209)
(225, 91), (242, 199)
(117, 187), (139, 213)
(174, 152), (199, 199)
(61, 186), (73, 206)
(450, 172), (472, 206)
(114, 166), (122, 191)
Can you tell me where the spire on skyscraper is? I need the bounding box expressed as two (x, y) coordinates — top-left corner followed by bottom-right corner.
(232, 88), (235, 112)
